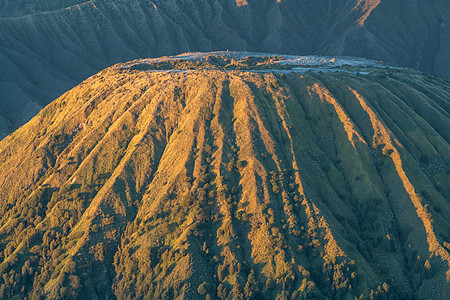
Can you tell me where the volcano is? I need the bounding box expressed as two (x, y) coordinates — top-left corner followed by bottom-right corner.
(0, 52), (449, 299)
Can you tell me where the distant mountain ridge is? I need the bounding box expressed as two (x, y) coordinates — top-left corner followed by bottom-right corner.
(0, 0), (87, 17)
(0, 0), (449, 139)
(0, 52), (448, 299)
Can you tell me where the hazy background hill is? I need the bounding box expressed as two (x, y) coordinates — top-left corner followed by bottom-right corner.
(0, 0), (449, 139)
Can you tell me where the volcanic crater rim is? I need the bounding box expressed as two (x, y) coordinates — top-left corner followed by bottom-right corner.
(118, 51), (401, 75)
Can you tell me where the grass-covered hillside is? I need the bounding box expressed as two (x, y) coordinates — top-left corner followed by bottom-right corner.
(0, 53), (449, 299)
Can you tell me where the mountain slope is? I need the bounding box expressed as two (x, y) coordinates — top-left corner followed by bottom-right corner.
(0, 0), (87, 17)
(0, 0), (449, 139)
(0, 52), (449, 299)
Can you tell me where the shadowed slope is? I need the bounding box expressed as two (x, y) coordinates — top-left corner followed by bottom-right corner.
(0, 0), (87, 17)
(0, 53), (449, 299)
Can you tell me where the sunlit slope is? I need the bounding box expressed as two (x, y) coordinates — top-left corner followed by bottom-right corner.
(0, 54), (449, 299)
